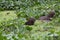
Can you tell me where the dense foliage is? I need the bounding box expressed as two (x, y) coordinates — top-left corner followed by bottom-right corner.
(0, 0), (60, 40)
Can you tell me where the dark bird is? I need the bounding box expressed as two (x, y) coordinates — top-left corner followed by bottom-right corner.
(47, 10), (55, 18)
(6, 12), (10, 15)
(39, 10), (55, 21)
(25, 17), (36, 25)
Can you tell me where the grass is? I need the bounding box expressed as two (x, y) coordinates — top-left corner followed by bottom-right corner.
(0, 10), (60, 40)
(0, 11), (17, 22)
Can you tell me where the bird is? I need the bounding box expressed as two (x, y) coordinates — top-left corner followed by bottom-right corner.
(25, 17), (36, 25)
(47, 10), (55, 18)
(6, 12), (10, 15)
(39, 10), (55, 21)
